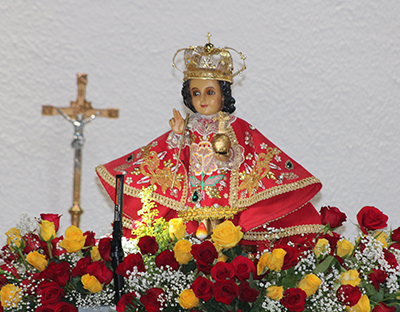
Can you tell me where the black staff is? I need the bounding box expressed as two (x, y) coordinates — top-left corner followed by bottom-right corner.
(111, 173), (125, 304)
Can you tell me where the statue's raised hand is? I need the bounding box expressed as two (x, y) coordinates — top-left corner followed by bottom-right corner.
(169, 109), (185, 134)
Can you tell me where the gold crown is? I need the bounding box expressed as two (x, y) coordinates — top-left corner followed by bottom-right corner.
(173, 33), (246, 84)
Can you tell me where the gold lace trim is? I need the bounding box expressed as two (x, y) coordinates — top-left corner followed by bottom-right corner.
(122, 214), (135, 230)
(178, 205), (247, 221)
(236, 176), (321, 208)
(243, 224), (323, 242)
(96, 165), (187, 212)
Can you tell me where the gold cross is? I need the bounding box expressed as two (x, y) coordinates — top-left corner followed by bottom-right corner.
(206, 32), (212, 44)
(42, 73), (119, 119)
(42, 73), (119, 227)
(213, 111), (230, 133)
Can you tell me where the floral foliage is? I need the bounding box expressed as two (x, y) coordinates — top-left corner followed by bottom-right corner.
(1, 191), (400, 312)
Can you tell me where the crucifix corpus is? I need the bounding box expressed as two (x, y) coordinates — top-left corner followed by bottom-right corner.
(42, 73), (119, 227)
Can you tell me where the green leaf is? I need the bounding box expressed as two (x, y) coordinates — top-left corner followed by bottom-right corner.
(313, 255), (336, 274)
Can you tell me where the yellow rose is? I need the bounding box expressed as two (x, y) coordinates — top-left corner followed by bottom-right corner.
(5, 228), (23, 251)
(211, 220), (243, 249)
(81, 274), (103, 293)
(178, 289), (199, 309)
(374, 231), (388, 248)
(1, 284), (22, 308)
(26, 251), (48, 272)
(257, 252), (271, 275)
(257, 248), (286, 274)
(173, 239), (192, 264)
(298, 274), (321, 297)
(268, 248), (286, 272)
(169, 218), (186, 240)
(91, 246), (102, 262)
(346, 294), (371, 312)
(340, 270), (361, 287)
(217, 254), (228, 262)
(337, 239), (354, 258)
(314, 238), (330, 257)
(59, 225), (86, 253)
(266, 285), (284, 300)
(39, 220), (56, 242)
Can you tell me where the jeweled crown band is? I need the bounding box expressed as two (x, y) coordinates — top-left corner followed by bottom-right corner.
(172, 33), (246, 84)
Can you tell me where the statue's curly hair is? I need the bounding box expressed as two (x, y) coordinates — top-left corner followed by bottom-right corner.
(181, 80), (236, 114)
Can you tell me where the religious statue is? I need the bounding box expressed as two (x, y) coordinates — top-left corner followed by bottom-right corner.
(96, 34), (322, 250)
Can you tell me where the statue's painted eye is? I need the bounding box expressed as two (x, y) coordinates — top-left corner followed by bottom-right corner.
(193, 91), (200, 96)
(207, 90), (215, 95)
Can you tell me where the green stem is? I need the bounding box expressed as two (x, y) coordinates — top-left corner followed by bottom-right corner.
(46, 241), (53, 259)
(17, 250), (30, 270)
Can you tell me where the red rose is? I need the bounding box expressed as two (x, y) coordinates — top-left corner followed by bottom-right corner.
(22, 233), (41, 254)
(384, 249), (398, 269)
(280, 288), (307, 312)
(372, 302), (396, 312)
(191, 276), (214, 301)
(138, 236), (159, 255)
(87, 261), (113, 284)
(117, 292), (137, 312)
(41, 261), (70, 287)
(0, 263), (19, 279)
(98, 237), (112, 262)
(37, 280), (65, 305)
(232, 255), (255, 281)
(357, 206), (388, 234)
(239, 281), (259, 302)
(140, 288), (165, 312)
(214, 280), (239, 305)
(191, 241), (218, 274)
(54, 302), (78, 312)
(40, 213), (62, 232)
(320, 206), (347, 229)
(36, 306), (55, 312)
(0, 275), (8, 285)
(369, 269), (387, 291)
(390, 242), (400, 250)
(211, 261), (235, 282)
(155, 250), (180, 271)
(274, 244), (298, 270)
(83, 231), (96, 248)
(191, 241), (218, 264)
(116, 253), (145, 278)
(336, 285), (362, 306)
(391, 227), (400, 242)
(71, 256), (92, 277)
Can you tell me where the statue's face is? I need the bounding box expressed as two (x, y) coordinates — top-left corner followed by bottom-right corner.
(190, 79), (224, 116)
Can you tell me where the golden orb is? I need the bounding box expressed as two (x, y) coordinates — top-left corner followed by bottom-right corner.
(212, 133), (231, 155)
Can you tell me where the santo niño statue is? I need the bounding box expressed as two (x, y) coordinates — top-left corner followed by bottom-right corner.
(96, 34), (322, 250)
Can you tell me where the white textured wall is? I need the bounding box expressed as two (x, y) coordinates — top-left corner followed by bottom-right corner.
(1, 1), (400, 246)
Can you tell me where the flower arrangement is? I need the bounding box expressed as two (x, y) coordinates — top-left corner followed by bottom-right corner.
(1, 187), (400, 312)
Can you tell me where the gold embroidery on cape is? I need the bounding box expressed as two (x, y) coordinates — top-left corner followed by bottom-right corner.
(178, 205), (246, 221)
(243, 224), (323, 242)
(140, 145), (182, 194)
(239, 147), (281, 195)
(95, 164), (188, 212)
(227, 125), (240, 208)
(237, 176), (320, 208)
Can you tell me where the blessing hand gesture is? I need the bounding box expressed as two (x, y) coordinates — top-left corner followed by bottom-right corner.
(169, 109), (185, 134)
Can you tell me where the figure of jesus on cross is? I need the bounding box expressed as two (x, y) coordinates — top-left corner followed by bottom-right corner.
(43, 73), (119, 227)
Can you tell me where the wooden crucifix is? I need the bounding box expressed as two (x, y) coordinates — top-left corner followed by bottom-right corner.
(42, 73), (119, 227)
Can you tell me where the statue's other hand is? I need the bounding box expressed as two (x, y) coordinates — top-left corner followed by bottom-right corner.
(169, 109), (185, 134)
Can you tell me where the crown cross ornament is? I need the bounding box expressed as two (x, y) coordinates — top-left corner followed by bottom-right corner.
(173, 33), (246, 83)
